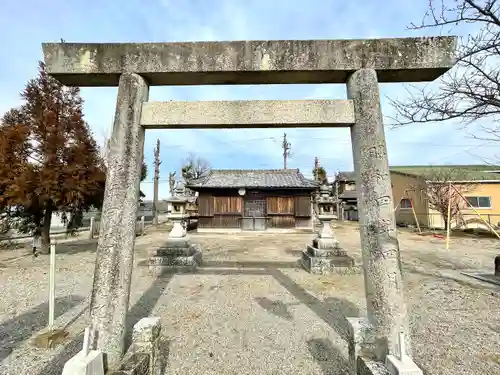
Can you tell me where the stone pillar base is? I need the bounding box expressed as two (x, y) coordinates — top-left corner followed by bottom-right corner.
(347, 317), (377, 375)
(108, 317), (165, 375)
(355, 354), (424, 375)
(148, 240), (202, 275)
(301, 215), (357, 274)
(347, 317), (423, 375)
(356, 357), (391, 375)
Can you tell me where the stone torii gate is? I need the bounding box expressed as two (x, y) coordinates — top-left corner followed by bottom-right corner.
(43, 37), (456, 371)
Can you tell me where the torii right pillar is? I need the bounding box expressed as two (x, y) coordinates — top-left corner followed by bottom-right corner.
(348, 68), (411, 364)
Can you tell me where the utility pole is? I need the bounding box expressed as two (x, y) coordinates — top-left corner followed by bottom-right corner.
(282, 133), (291, 169)
(313, 157), (320, 217)
(152, 138), (161, 225)
(313, 157), (319, 180)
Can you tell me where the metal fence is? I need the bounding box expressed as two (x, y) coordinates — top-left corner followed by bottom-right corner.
(0, 210), (155, 242)
(89, 216), (148, 239)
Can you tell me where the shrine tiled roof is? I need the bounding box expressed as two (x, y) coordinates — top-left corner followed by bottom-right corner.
(336, 171), (356, 181)
(187, 169), (318, 189)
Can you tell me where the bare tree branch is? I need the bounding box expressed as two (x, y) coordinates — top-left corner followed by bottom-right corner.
(181, 153), (211, 182)
(410, 167), (475, 228)
(390, 0), (500, 128)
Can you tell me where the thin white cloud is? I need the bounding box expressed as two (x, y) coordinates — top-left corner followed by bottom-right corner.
(1, 0), (499, 201)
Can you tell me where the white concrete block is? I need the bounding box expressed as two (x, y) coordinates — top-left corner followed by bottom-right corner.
(62, 350), (104, 375)
(385, 354), (423, 375)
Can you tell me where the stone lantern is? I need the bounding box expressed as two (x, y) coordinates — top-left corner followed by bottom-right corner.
(301, 184), (354, 274)
(147, 196), (202, 274)
(317, 184), (335, 216)
(166, 196), (189, 238)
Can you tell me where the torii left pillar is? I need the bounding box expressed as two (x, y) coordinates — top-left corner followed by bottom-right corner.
(89, 73), (148, 370)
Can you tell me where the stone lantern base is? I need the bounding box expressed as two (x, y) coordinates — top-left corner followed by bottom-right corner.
(301, 214), (355, 275)
(148, 213), (202, 274)
(148, 239), (202, 274)
(301, 245), (355, 275)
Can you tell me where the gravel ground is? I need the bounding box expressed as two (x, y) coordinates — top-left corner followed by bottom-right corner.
(0, 223), (499, 375)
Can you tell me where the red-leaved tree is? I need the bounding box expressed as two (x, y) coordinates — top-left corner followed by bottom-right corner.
(0, 62), (106, 253)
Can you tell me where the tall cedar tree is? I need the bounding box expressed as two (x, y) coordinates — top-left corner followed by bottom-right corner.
(0, 62), (105, 253)
(312, 166), (328, 184)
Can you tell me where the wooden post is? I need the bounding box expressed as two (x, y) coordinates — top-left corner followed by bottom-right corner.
(89, 217), (95, 240)
(32, 241), (70, 349)
(406, 193), (422, 234)
(48, 243), (56, 331)
(452, 184), (500, 240)
(446, 182), (452, 250)
(393, 188), (411, 212)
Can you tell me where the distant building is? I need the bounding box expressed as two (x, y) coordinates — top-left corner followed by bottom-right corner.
(334, 165), (500, 229)
(187, 169), (318, 232)
(334, 171), (358, 221)
(391, 165), (500, 229)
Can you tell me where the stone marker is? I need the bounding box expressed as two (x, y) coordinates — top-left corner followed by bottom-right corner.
(495, 255), (500, 277)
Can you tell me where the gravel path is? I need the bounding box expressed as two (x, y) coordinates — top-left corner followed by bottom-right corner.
(0, 224), (499, 375)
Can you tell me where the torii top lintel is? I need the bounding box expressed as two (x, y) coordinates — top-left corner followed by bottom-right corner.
(42, 37), (457, 87)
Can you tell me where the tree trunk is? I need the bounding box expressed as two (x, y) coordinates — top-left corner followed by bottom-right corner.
(41, 201), (53, 254)
(442, 216), (448, 232)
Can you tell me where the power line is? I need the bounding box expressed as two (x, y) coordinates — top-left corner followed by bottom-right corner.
(150, 135), (500, 150)
(428, 141), (496, 165)
(140, 135), (499, 179)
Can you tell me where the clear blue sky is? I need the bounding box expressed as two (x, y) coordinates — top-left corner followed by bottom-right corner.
(0, 0), (496, 199)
